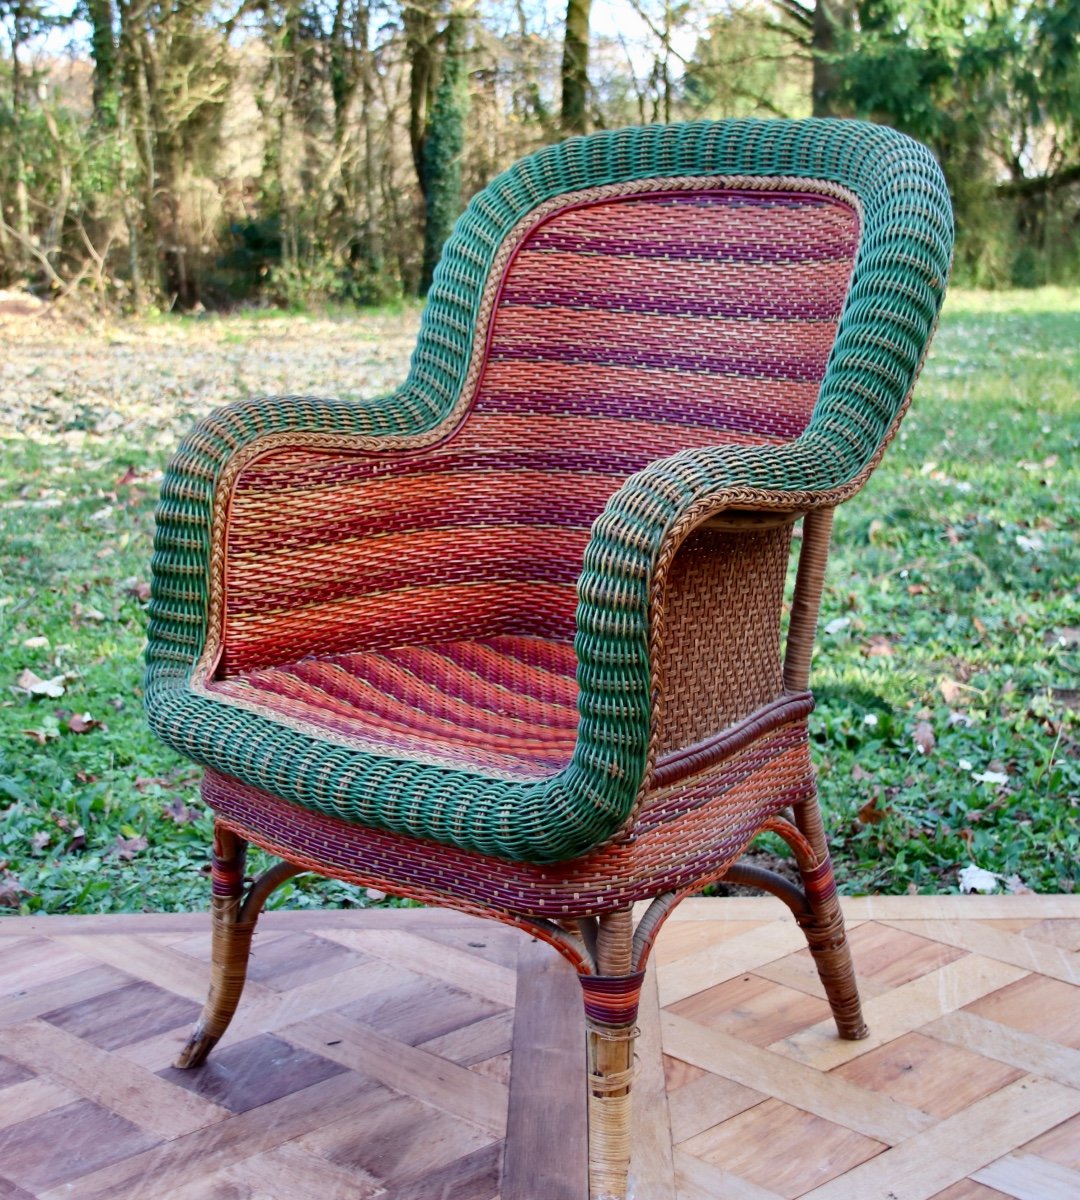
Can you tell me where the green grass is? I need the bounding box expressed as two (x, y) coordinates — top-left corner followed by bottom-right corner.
(1, 289), (1076, 913)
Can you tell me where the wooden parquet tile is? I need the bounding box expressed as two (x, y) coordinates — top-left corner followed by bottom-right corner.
(0, 895), (1077, 1199)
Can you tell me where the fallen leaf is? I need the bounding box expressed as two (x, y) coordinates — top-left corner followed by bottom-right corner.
(939, 679), (966, 704)
(73, 602), (107, 622)
(958, 864), (999, 894)
(1004, 874), (1034, 895)
(913, 721), (935, 755)
(866, 634), (894, 658)
(1046, 627), (1080, 649)
(972, 770), (1009, 786)
(162, 797), (197, 824)
(0, 870), (29, 908)
(851, 763), (872, 782)
(23, 727), (59, 744)
(123, 578), (152, 602)
(857, 794), (889, 825)
(65, 826), (87, 853)
(109, 834), (148, 860)
(364, 888), (387, 901)
(31, 830), (50, 851)
(67, 712), (101, 734)
(972, 616), (987, 638)
(824, 616), (851, 635)
(22, 635), (49, 649)
(15, 669), (67, 698)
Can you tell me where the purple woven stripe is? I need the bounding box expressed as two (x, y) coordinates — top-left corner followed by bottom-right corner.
(477, 388), (809, 440)
(489, 340), (830, 384)
(579, 971), (646, 1025)
(527, 230), (857, 264)
(496, 282), (846, 322)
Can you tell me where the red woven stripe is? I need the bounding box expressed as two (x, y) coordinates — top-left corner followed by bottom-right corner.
(219, 582), (578, 671)
(206, 634), (579, 778)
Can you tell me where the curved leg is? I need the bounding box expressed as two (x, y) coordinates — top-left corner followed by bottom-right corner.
(176, 821), (302, 1067)
(791, 798), (868, 1040)
(581, 908), (642, 1200)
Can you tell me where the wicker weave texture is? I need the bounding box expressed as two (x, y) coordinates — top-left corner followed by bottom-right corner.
(146, 119), (954, 864)
(217, 187), (855, 676)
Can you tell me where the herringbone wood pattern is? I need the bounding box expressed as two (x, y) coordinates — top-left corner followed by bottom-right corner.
(0, 897), (1077, 1199)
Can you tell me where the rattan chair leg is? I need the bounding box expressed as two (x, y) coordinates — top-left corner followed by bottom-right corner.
(793, 797), (869, 1041)
(176, 823), (257, 1068)
(581, 909), (642, 1200)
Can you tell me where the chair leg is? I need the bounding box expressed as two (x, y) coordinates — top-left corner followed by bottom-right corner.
(580, 909), (643, 1200)
(793, 798), (869, 1040)
(175, 823), (258, 1068)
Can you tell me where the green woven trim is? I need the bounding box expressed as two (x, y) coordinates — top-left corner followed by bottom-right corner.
(145, 118), (953, 864)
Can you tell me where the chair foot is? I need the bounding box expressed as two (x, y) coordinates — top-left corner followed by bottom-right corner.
(175, 823), (257, 1069)
(793, 804), (868, 1041)
(580, 964), (644, 1200)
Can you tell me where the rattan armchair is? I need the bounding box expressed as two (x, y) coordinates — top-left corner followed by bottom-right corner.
(146, 119), (952, 1199)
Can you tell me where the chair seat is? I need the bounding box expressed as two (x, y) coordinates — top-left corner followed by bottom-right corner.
(205, 634), (580, 781)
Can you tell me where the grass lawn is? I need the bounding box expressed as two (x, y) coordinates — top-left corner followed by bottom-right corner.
(1, 289), (1077, 913)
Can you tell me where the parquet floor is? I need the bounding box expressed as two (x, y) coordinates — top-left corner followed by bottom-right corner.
(0, 895), (1077, 1200)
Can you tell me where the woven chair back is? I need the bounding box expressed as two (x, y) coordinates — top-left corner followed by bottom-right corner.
(220, 183), (859, 674)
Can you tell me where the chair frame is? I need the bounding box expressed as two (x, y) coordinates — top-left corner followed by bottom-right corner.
(147, 118), (953, 1199)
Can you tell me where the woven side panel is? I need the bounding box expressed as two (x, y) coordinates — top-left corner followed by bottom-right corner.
(654, 524), (791, 756)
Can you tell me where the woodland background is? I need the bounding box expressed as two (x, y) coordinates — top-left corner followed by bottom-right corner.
(1, 0), (1079, 311)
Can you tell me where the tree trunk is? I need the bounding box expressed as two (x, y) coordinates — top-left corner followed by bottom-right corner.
(420, 8), (468, 294)
(811, 0), (853, 117)
(87, 0), (119, 123)
(561, 0), (592, 134)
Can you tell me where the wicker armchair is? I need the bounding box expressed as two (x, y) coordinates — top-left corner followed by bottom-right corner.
(146, 119), (952, 1198)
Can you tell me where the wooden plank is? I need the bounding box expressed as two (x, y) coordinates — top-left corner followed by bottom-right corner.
(661, 1011), (933, 1143)
(53, 934), (267, 1005)
(651, 920), (770, 968)
(798, 1076), (1080, 1200)
(279, 1011), (508, 1137)
(629, 966), (676, 1200)
(161, 1142), (383, 1200)
(320, 928), (518, 1008)
(0, 965), (127, 1027)
(0, 937), (104, 993)
(417, 1009), (515, 1067)
(679, 1096), (884, 1197)
(831, 1031), (1023, 1120)
(0, 907), (495, 937)
(0, 1077), (79, 1132)
(1, 1019), (229, 1139)
(928, 1181), (1013, 1200)
(668, 972), (833, 1048)
(1020, 918), (1080, 952)
(771, 955), (1029, 1070)
(36, 1069), (388, 1200)
(502, 938), (587, 1200)
(296, 1090), (496, 1189)
(673, 1148), (784, 1200)
(667, 1073), (765, 1144)
(881, 919), (1079, 985)
(974, 1152), (1080, 1200)
(924, 1010), (1080, 1091)
(655, 896), (1080, 921)
(658, 920), (811, 1007)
